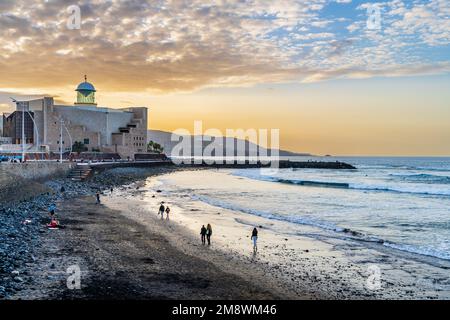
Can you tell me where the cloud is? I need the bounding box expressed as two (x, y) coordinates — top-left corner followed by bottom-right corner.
(0, 103), (13, 113)
(0, 0), (448, 96)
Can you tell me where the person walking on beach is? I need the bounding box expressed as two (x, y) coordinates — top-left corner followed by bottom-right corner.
(200, 225), (207, 245)
(158, 203), (165, 219)
(96, 192), (101, 204)
(251, 227), (258, 253)
(206, 224), (213, 245)
(165, 206), (171, 220)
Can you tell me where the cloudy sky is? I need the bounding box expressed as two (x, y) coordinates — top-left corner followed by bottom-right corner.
(0, 0), (449, 155)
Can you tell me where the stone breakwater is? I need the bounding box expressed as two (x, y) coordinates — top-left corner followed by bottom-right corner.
(180, 160), (356, 170)
(0, 166), (174, 299)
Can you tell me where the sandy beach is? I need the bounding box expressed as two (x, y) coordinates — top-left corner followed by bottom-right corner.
(2, 167), (296, 300)
(100, 170), (450, 300)
(2, 166), (450, 300)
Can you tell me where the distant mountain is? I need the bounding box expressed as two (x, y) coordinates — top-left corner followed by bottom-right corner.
(147, 130), (312, 157)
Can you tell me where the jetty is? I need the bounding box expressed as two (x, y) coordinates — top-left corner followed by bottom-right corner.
(72, 158), (355, 174)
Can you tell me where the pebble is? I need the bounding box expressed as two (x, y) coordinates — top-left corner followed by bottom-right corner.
(1, 167), (160, 299)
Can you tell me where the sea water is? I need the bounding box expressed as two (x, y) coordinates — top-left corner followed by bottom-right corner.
(157, 157), (450, 262)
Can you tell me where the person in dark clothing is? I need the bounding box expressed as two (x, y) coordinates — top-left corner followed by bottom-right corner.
(158, 203), (165, 219)
(48, 203), (56, 217)
(206, 224), (212, 245)
(251, 227), (258, 252)
(96, 192), (101, 204)
(165, 206), (170, 220)
(200, 225), (207, 245)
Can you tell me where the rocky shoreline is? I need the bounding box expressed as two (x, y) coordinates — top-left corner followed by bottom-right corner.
(2, 165), (286, 300)
(0, 166), (178, 299)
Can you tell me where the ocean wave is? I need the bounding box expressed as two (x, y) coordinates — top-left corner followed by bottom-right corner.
(191, 194), (344, 232)
(233, 171), (350, 189)
(232, 171), (450, 196)
(191, 193), (450, 261)
(383, 242), (450, 261)
(276, 179), (349, 188)
(192, 194), (383, 243)
(349, 183), (450, 196)
(390, 173), (450, 184)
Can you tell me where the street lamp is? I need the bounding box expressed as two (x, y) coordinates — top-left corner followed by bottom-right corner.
(59, 118), (63, 162)
(10, 97), (26, 162)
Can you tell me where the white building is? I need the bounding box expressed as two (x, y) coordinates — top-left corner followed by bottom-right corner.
(2, 78), (148, 159)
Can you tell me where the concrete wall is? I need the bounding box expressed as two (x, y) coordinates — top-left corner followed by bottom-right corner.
(106, 111), (135, 145)
(0, 161), (74, 181)
(54, 106), (133, 146)
(45, 111), (101, 152)
(0, 162), (74, 203)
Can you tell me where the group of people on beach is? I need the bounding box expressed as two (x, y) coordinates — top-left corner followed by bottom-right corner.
(47, 203), (59, 228)
(155, 201), (259, 251)
(155, 202), (258, 251)
(200, 224), (213, 245)
(91, 187), (259, 252)
(45, 185), (67, 229)
(52, 185), (260, 252)
(158, 202), (171, 220)
(199, 224), (258, 251)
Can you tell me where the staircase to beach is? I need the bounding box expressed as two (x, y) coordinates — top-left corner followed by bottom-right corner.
(68, 165), (93, 181)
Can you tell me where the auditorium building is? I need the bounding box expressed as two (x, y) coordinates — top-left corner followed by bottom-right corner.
(1, 77), (148, 160)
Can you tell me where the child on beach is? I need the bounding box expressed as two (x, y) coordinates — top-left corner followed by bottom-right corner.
(206, 224), (213, 245)
(47, 203), (58, 228)
(251, 228), (258, 252)
(158, 203), (165, 219)
(165, 206), (170, 220)
(48, 203), (56, 218)
(200, 225), (207, 245)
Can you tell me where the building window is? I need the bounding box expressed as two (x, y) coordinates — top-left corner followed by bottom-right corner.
(84, 138), (90, 145)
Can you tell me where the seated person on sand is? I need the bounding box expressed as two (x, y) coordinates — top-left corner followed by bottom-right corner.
(47, 217), (60, 229)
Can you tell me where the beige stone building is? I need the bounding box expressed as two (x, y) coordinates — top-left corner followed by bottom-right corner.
(2, 78), (148, 159)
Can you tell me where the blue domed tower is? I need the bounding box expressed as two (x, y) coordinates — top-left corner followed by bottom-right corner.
(75, 75), (97, 106)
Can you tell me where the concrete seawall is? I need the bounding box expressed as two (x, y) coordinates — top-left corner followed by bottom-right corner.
(0, 162), (74, 181)
(0, 162), (74, 203)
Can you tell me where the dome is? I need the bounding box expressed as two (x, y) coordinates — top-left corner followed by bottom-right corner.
(75, 81), (96, 92)
(74, 76), (97, 105)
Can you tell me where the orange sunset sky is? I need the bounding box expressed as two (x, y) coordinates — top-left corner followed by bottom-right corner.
(0, 0), (449, 156)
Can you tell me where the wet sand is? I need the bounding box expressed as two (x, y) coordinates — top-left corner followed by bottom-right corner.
(11, 195), (298, 300)
(101, 172), (450, 300)
(6, 167), (450, 300)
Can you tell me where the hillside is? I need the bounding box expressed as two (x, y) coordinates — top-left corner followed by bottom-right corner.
(147, 130), (312, 157)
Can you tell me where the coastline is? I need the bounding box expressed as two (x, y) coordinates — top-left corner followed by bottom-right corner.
(1, 167), (299, 300)
(103, 168), (450, 300)
(2, 166), (449, 300)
